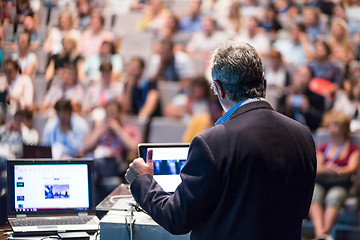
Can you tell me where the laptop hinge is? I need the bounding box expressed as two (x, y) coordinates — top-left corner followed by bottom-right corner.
(78, 213), (88, 217)
(15, 214), (27, 218)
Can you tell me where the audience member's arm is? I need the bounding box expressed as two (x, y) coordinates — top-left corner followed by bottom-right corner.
(122, 79), (135, 114)
(338, 149), (360, 175)
(299, 32), (314, 62)
(108, 119), (138, 151)
(45, 59), (55, 83)
(139, 89), (159, 120)
(82, 125), (105, 153)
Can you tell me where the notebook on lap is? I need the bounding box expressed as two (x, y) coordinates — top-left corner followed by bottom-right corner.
(138, 143), (190, 193)
(7, 159), (99, 237)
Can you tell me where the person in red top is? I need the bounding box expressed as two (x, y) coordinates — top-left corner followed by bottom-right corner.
(309, 110), (360, 240)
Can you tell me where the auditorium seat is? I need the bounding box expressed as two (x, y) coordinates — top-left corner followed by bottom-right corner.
(148, 117), (188, 143)
(158, 81), (181, 111)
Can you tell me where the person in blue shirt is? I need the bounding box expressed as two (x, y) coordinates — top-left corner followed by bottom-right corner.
(41, 99), (89, 158)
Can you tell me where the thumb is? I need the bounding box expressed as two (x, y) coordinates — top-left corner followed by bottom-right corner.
(146, 149), (153, 168)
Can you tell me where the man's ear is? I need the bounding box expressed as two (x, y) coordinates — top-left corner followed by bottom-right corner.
(214, 80), (226, 99)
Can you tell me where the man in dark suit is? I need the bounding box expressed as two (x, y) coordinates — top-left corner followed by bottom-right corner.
(126, 42), (317, 239)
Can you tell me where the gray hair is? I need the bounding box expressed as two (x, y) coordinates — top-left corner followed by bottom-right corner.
(210, 41), (265, 102)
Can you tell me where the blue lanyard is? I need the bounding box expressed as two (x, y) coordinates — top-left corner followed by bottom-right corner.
(324, 142), (346, 163)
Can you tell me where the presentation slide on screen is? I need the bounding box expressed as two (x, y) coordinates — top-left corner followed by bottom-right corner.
(149, 147), (188, 192)
(14, 164), (89, 211)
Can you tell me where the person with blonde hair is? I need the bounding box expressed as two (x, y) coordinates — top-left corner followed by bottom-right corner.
(43, 10), (81, 56)
(328, 17), (355, 63)
(309, 110), (360, 240)
(45, 36), (83, 88)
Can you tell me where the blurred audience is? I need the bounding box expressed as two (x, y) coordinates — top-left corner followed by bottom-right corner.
(43, 10), (81, 56)
(82, 100), (141, 174)
(179, 0), (202, 33)
(12, 32), (37, 78)
(148, 38), (194, 87)
(78, 9), (114, 59)
(309, 39), (344, 88)
(0, 111), (23, 160)
(19, 108), (39, 145)
(233, 16), (270, 58)
(328, 17), (355, 63)
(42, 99), (89, 158)
(274, 23), (314, 67)
(0, 59), (34, 113)
(80, 40), (123, 83)
(264, 49), (291, 110)
(333, 75), (360, 132)
(41, 64), (84, 113)
(82, 62), (123, 115)
(278, 66), (325, 132)
(136, 0), (169, 32)
(45, 36), (83, 88)
(123, 57), (161, 121)
(309, 110), (360, 240)
(186, 16), (228, 58)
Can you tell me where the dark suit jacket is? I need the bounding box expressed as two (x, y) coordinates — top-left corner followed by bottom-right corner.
(131, 101), (317, 240)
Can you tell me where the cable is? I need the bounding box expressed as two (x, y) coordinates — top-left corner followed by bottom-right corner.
(0, 231), (12, 238)
(40, 236), (59, 240)
(109, 195), (132, 204)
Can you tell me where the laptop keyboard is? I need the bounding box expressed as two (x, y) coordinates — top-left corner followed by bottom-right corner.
(11, 216), (96, 226)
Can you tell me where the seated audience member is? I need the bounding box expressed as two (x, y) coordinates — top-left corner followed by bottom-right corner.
(179, 0), (202, 33)
(302, 6), (326, 40)
(82, 101), (141, 177)
(273, 23), (314, 67)
(82, 62), (123, 115)
(43, 10), (81, 56)
(80, 41), (123, 83)
(74, 0), (91, 31)
(123, 57), (161, 121)
(0, 111), (23, 162)
(328, 17), (355, 64)
(333, 75), (360, 132)
(148, 38), (194, 88)
(240, 0), (263, 18)
(216, 1), (242, 39)
(3, 14), (41, 50)
(0, 59), (34, 113)
(259, 4), (282, 35)
(264, 49), (291, 110)
(45, 36), (83, 88)
(233, 16), (270, 58)
(309, 40), (343, 88)
(278, 66), (325, 132)
(309, 110), (360, 240)
(186, 16), (228, 58)
(11, 32), (37, 78)
(164, 76), (211, 119)
(41, 64), (84, 113)
(13, 0), (38, 34)
(136, 0), (170, 32)
(42, 99), (89, 158)
(20, 109), (39, 145)
(22, 14), (41, 50)
(78, 9), (114, 59)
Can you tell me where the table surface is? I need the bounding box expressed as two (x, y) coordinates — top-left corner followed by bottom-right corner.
(0, 224), (10, 240)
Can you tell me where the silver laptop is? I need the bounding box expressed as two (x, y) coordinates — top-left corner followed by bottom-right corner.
(138, 143), (190, 193)
(7, 159), (100, 237)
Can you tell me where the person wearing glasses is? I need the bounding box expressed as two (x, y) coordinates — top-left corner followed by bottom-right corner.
(126, 42), (316, 239)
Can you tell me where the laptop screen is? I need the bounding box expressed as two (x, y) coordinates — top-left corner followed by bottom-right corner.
(7, 159), (95, 216)
(138, 143), (189, 193)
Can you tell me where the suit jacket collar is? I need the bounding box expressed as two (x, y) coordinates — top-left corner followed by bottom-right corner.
(229, 100), (274, 121)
